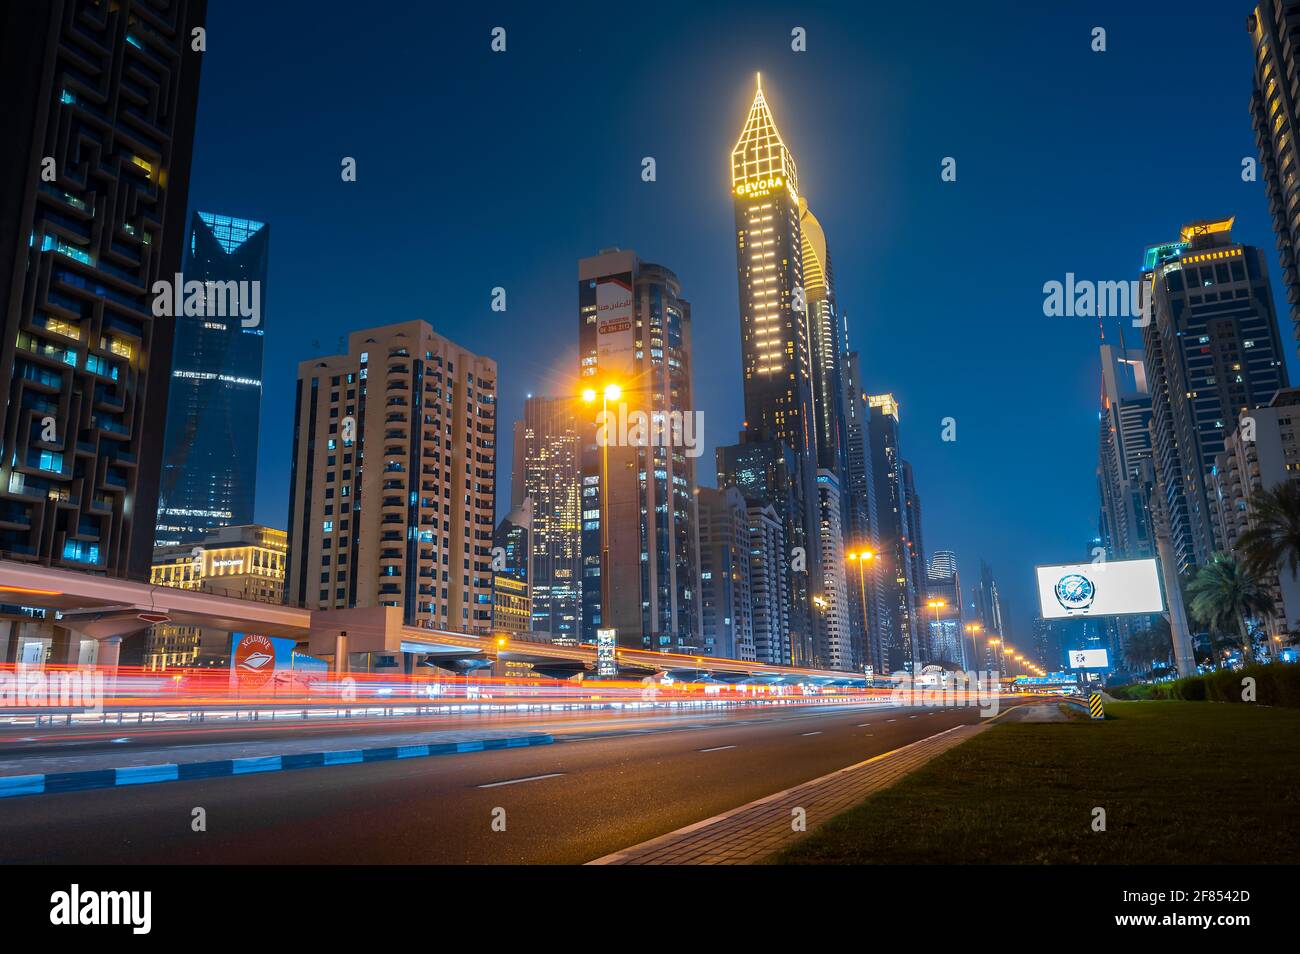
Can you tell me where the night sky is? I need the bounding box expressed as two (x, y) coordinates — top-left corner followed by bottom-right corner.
(185, 0), (1294, 644)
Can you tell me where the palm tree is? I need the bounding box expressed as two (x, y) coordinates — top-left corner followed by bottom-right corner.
(1236, 480), (1300, 581)
(1185, 553), (1273, 665)
(1124, 618), (1172, 674)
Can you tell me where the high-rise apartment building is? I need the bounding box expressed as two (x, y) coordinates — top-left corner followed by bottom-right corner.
(511, 396), (580, 641)
(491, 501), (531, 635)
(0, 0), (207, 579)
(286, 321), (498, 632)
(1249, 2), (1300, 340)
(156, 211), (269, 546)
(746, 500), (791, 666)
(577, 249), (700, 652)
(1213, 387), (1300, 634)
(697, 486), (756, 661)
(844, 351), (889, 674)
(815, 470), (853, 669)
(1098, 344), (1154, 562)
(1143, 218), (1288, 575)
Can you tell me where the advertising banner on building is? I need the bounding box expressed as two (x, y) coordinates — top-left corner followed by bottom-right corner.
(596, 274), (635, 379)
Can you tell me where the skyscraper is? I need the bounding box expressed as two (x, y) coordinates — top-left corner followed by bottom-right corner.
(286, 320), (498, 633)
(844, 351), (889, 674)
(1248, 2), (1300, 340)
(868, 393), (919, 673)
(1098, 344), (1154, 563)
(926, 550), (965, 668)
(491, 501), (531, 636)
(1143, 217), (1288, 575)
(697, 485), (756, 661)
(729, 75), (826, 666)
(816, 469), (853, 669)
(746, 500), (791, 666)
(577, 249), (701, 652)
(156, 211), (269, 546)
(0, 0), (207, 579)
(717, 436), (809, 664)
(511, 396), (581, 642)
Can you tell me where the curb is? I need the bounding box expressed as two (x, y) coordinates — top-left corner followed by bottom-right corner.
(0, 733), (553, 799)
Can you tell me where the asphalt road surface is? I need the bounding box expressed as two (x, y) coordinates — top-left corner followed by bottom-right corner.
(0, 700), (1015, 864)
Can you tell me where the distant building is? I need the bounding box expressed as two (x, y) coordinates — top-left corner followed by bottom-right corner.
(286, 321), (497, 633)
(925, 550), (965, 668)
(492, 502), (532, 635)
(868, 394), (919, 673)
(512, 397), (581, 642)
(156, 211), (269, 547)
(816, 471), (853, 669)
(698, 486), (755, 660)
(147, 524), (286, 669)
(843, 352), (889, 673)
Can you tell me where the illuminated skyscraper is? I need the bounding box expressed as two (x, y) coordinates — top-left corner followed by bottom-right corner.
(156, 211), (269, 546)
(577, 249), (701, 652)
(698, 485), (756, 661)
(729, 75), (826, 667)
(867, 393), (919, 673)
(511, 396), (581, 642)
(0, 0), (207, 579)
(1142, 217), (1288, 574)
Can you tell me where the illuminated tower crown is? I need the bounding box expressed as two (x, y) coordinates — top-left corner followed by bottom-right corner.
(731, 73), (798, 199)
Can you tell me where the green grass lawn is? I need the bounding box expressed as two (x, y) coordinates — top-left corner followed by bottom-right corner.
(775, 701), (1300, 864)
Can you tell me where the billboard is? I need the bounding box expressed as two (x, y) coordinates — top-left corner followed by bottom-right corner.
(1035, 558), (1164, 619)
(595, 275), (635, 379)
(1067, 649), (1110, 670)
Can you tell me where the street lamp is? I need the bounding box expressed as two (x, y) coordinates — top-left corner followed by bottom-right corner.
(847, 550), (876, 674)
(964, 622), (983, 671)
(583, 382), (623, 654)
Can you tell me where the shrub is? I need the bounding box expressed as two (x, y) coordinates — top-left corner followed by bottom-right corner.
(1116, 662), (1300, 707)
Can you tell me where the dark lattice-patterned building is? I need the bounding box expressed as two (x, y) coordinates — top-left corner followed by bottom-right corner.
(0, 0), (207, 579)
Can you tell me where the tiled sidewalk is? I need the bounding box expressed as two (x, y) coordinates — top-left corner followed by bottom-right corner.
(589, 721), (992, 865)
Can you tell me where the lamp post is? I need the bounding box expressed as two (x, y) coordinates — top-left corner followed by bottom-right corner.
(964, 622), (982, 672)
(582, 383), (621, 649)
(847, 550), (876, 675)
(926, 599), (945, 662)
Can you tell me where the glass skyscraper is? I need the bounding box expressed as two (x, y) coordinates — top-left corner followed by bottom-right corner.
(156, 211), (269, 546)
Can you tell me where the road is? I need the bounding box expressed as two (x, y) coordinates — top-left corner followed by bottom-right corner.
(0, 700), (1012, 864)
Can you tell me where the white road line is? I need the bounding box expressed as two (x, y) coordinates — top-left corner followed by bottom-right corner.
(857, 723), (872, 727)
(886, 718), (897, 722)
(801, 731), (822, 736)
(698, 745), (736, 753)
(476, 773), (565, 789)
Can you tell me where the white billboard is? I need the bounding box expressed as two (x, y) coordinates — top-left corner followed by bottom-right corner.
(1035, 558), (1164, 619)
(1067, 648), (1110, 669)
(596, 276), (634, 379)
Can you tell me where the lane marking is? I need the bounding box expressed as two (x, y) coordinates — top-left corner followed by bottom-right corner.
(476, 772), (565, 789)
(698, 745), (737, 753)
(857, 723), (871, 727)
(908, 715), (918, 719)
(800, 731), (822, 736)
(886, 718), (897, 722)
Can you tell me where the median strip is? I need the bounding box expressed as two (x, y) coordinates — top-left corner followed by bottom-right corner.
(0, 732), (554, 799)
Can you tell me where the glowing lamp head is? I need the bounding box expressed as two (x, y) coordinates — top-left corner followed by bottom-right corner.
(581, 388), (597, 404)
(603, 384), (622, 402)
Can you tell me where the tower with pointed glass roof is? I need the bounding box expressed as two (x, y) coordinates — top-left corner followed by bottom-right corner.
(725, 75), (827, 667)
(156, 211), (270, 546)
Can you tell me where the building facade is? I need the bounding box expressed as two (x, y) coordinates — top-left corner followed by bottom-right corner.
(867, 393), (919, 673)
(746, 500), (791, 666)
(511, 396), (581, 642)
(286, 321), (497, 632)
(156, 211), (268, 546)
(1143, 218), (1289, 575)
(0, 0), (207, 579)
(697, 485), (756, 661)
(577, 249), (701, 652)
(147, 524), (286, 669)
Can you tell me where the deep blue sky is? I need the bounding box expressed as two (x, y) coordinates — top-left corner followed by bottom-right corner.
(187, 0), (1293, 644)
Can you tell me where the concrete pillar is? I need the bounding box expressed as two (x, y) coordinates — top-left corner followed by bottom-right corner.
(333, 632), (348, 674)
(97, 636), (122, 671)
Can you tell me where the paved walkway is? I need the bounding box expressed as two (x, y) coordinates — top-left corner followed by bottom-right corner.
(589, 719), (994, 865)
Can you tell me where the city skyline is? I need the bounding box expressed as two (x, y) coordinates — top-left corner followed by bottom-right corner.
(184, 1), (1294, 644)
